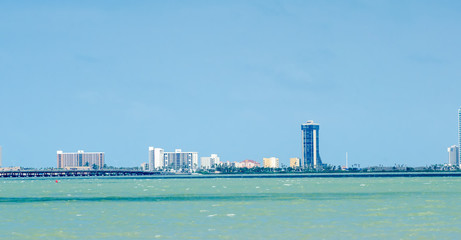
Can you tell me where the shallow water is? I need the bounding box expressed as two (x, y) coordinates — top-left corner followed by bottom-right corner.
(1, 177), (460, 239)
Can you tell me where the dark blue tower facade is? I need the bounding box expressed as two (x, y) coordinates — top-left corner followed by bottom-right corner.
(301, 121), (322, 168)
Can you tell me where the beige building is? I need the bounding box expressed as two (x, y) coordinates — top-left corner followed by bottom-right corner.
(290, 158), (300, 168)
(263, 157), (279, 168)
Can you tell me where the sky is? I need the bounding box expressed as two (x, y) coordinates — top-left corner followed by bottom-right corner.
(0, 0), (460, 168)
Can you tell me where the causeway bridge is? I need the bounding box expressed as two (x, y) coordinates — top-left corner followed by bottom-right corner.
(0, 169), (165, 178)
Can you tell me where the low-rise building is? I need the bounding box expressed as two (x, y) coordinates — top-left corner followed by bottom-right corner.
(221, 161), (241, 168)
(140, 162), (149, 171)
(63, 166), (91, 170)
(0, 166), (20, 171)
(240, 159), (260, 168)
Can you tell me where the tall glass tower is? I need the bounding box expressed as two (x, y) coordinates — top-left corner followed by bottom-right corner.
(301, 120), (322, 168)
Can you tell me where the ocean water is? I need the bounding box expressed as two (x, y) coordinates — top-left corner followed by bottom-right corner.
(1, 177), (461, 239)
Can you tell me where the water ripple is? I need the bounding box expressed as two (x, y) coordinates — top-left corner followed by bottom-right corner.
(0, 192), (437, 203)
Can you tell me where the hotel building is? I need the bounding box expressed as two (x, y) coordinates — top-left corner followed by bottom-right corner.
(301, 120), (323, 169)
(57, 150), (104, 169)
(263, 157), (279, 168)
(148, 147), (198, 171)
(448, 145), (459, 166)
(200, 154), (220, 169)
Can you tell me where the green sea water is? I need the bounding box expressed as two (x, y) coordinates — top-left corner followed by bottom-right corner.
(1, 177), (461, 239)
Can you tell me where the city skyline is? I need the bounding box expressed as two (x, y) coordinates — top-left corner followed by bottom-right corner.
(1, 108), (461, 168)
(1, 2), (461, 239)
(1, 1), (460, 168)
(1, 120), (324, 169)
(1, 110), (461, 168)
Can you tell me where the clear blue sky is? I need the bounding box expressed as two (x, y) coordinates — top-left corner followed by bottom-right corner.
(1, 0), (460, 168)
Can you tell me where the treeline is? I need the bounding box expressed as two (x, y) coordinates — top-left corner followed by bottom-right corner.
(197, 164), (461, 174)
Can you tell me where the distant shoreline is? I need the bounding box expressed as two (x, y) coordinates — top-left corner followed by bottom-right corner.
(141, 172), (461, 179)
(3, 171), (461, 179)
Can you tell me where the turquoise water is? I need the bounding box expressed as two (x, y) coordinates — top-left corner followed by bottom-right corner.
(1, 177), (461, 239)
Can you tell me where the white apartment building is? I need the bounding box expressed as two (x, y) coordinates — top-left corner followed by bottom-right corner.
(448, 145), (459, 166)
(200, 154), (220, 169)
(148, 147), (198, 171)
(148, 147), (165, 170)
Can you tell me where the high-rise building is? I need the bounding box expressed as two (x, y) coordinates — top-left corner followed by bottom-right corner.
(301, 120), (323, 169)
(200, 154), (220, 169)
(459, 107), (461, 166)
(290, 157), (300, 168)
(57, 150), (104, 169)
(148, 147), (198, 171)
(263, 157), (279, 168)
(148, 147), (165, 170)
(448, 145), (459, 166)
(164, 149), (198, 171)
